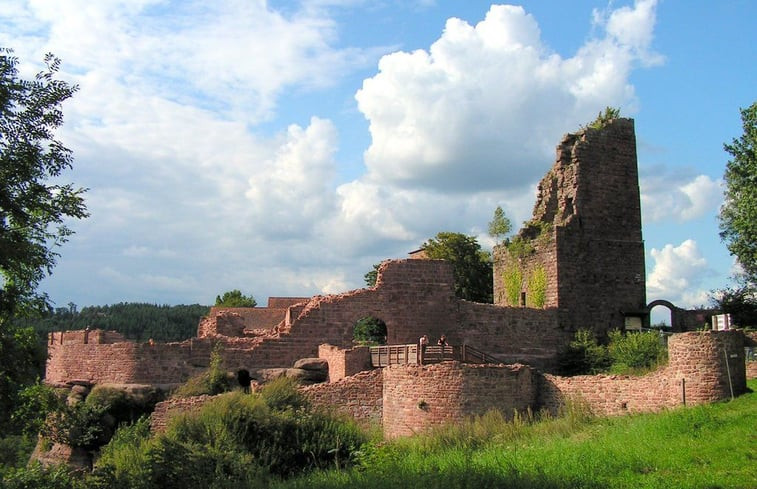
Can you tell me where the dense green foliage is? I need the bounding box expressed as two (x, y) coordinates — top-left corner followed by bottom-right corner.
(557, 329), (611, 375)
(421, 232), (493, 303)
(89, 380), (367, 488)
(0, 48), (88, 320)
(558, 329), (667, 376)
(719, 101), (757, 284)
(171, 344), (233, 398)
(0, 47), (87, 436)
(710, 284), (757, 327)
(363, 263), (380, 288)
(607, 330), (668, 374)
(487, 206), (512, 243)
(273, 380), (757, 489)
(353, 316), (387, 345)
(215, 289), (257, 308)
(11, 302), (209, 342)
(585, 106), (621, 130)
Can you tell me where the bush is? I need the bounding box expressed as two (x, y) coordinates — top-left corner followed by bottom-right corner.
(557, 329), (610, 375)
(172, 343), (233, 398)
(1, 463), (87, 489)
(40, 401), (107, 450)
(11, 381), (66, 436)
(259, 376), (307, 411)
(608, 330), (667, 374)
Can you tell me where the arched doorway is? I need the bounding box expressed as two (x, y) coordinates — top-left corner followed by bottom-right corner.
(647, 299), (678, 331)
(353, 315), (387, 345)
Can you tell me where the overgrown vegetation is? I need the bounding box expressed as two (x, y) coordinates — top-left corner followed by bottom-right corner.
(88, 379), (367, 488)
(272, 380), (756, 489)
(558, 329), (668, 376)
(585, 106), (621, 130)
(503, 266), (523, 306)
(171, 343), (233, 398)
(527, 265), (547, 308)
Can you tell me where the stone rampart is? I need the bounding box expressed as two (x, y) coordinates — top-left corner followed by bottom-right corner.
(539, 330), (746, 416)
(302, 369), (383, 425)
(46, 333), (212, 386)
(382, 362), (537, 438)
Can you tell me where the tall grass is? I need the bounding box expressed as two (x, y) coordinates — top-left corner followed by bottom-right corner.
(274, 380), (757, 489)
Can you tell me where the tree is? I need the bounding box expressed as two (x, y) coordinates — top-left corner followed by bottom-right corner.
(421, 232), (493, 303)
(364, 263), (380, 287)
(719, 101), (757, 284)
(0, 48), (87, 432)
(488, 206), (512, 244)
(215, 290), (257, 307)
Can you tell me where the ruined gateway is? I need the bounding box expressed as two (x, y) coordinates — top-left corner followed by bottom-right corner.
(44, 118), (750, 444)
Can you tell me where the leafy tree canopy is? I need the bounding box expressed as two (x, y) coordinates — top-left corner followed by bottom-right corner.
(215, 289), (257, 307)
(719, 101), (757, 284)
(0, 48), (88, 320)
(0, 48), (86, 433)
(364, 263), (380, 287)
(488, 206), (512, 244)
(421, 232), (493, 303)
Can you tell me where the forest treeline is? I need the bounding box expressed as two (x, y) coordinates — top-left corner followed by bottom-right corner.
(12, 303), (210, 343)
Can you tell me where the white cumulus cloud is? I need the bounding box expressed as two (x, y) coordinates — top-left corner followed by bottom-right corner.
(641, 172), (722, 222)
(647, 240), (713, 307)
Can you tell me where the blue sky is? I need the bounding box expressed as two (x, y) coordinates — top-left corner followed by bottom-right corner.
(2, 1), (755, 318)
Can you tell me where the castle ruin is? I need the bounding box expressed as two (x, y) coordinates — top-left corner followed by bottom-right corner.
(44, 118), (754, 441)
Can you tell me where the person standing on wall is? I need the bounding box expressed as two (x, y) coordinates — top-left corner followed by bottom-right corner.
(418, 334), (429, 364)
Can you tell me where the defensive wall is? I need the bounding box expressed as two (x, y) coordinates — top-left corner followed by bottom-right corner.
(46, 259), (573, 386)
(149, 330), (749, 438)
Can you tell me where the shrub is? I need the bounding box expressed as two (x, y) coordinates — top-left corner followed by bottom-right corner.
(40, 401), (107, 450)
(158, 391), (366, 481)
(11, 381), (66, 436)
(608, 330), (668, 374)
(557, 329), (610, 375)
(172, 343), (233, 398)
(1, 463), (87, 489)
(259, 376), (307, 411)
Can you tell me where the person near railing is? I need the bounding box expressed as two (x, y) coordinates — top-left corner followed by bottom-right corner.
(437, 334), (447, 346)
(418, 334), (429, 364)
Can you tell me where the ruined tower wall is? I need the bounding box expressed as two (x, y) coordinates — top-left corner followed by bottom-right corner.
(493, 118), (646, 334)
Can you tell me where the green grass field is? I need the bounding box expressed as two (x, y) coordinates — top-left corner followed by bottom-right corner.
(274, 379), (757, 489)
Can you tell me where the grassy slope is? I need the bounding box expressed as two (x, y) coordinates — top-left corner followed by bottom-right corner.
(275, 380), (757, 489)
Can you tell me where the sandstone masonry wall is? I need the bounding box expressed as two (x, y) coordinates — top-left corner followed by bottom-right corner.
(538, 331), (746, 416)
(46, 333), (212, 386)
(302, 369), (383, 425)
(382, 362), (537, 438)
(318, 344), (372, 382)
(494, 119), (646, 335)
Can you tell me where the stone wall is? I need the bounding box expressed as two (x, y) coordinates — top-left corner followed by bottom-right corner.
(302, 369), (383, 425)
(539, 330), (746, 416)
(382, 362), (537, 438)
(494, 119), (647, 335)
(318, 344), (372, 382)
(46, 333), (212, 386)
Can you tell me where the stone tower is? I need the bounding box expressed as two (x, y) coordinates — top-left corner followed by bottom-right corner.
(493, 118), (646, 334)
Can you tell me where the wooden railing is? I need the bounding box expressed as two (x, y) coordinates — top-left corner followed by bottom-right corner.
(370, 344), (501, 367)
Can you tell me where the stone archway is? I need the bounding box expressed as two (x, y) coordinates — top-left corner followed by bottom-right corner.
(646, 299), (683, 332)
(353, 315), (388, 345)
